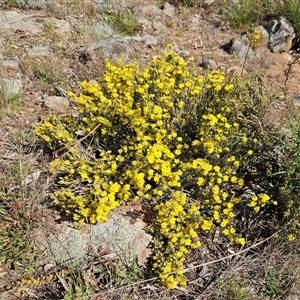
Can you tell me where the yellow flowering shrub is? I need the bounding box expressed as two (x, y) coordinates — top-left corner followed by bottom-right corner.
(246, 27), (264, 50)
(34, 46), (275, 288)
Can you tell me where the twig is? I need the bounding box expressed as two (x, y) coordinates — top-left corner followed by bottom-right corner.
(53, 123), (101, 159)
(241, 5), (263, 76)
(0, 155), (19, 160)
(92, 231), (278, 296)
(284, 54), (300, 86)
(0, 142), (14, 147)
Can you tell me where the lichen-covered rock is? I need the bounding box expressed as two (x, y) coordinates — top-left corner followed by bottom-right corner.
(162, 2), (175, 18)
(94, 0), (126, 12)
(133, 3), (174, 34)
(264, 17), (295, 53)
(0, 11), (44, 35)
(44, 96), (69, 113)
(0, 0), (56, 10)
(0, 79), (22, 101)
(201, 58), (217, 70)
(84, 36), (146, 64)
(77, 22), (117, 40)
(0, 60), (20, 78)
(35, 213), (152, 267)
(27, 45), (51, 57)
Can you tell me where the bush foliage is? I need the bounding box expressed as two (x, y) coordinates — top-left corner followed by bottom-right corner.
(35, 46), (280, 288)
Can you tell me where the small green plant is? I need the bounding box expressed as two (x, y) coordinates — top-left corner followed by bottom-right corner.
(225, 277), (249, 300)
(0, 177), (38, 276)
(0, 132), (44, 295)
(260, 268), (289, 298)
(271, 115), (300, 239)
(173, 0), (204, 7)
(62, 269), (93, 300)
(35, 46), (278, 288)
(213, 275), (254, 300)
(283, 117), (300, 192)
(223, 0), (270, 29)
(105, 10), (139, 36)
(98, 255), (143, 286)
(32, 61), (67, 91)
(43, 19), (55, 35)
(0, 79), (22, 107)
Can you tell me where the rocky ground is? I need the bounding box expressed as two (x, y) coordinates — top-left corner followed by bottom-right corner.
(1, 0), (300, 299)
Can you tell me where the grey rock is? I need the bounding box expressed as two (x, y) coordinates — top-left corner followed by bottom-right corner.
(35, 214), (152, 267)
(0, 0), (49, 9)
(201, 58), (217, 70)
(27, 45), (51, 57)
(141, 33), (158, 45)
(94, 0), (126, 12)
(264, 17), (295, 53)
(293, 96), (300, 107)
(228, 35), (254, 61)
(152, 20), (166, 32)
(190, 14), (202, 30)
(0, 11), (44, 35)
(54, 18), (72, 36)
(133, 5), (167, 33)
(137, 5), (163, 18)
(0, 60), (20, 78)
(162, 2), (175, 18)
(77, 22), (117, 39)
(0, 79), (22, 101)
(173, 44), (190, 57)
(44, 96), (69, 113)
(86, 36), (141, 64)
(226, 65), (246, 75)
(136, 18), (154, 33)
(130, 34), (158, 45)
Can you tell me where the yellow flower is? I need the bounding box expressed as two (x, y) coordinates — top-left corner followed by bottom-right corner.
(288, 234), (296, 242)
(213, 211), (220, 221)
(259, 193), (270, 203)
(224, 83), (234, 91)
(233, 161), (240, 167)
(237, 237), (245, 245)
(231, 176), (237, 183)
(238, 179), (244, 186)
(212, 185), (220, 195)
(165, 275), (176, 289)
(214, 84), (222, 91)
(253, 206), (260, 213)
(220, 219), (229, 227)
(202, 219), (212, 231)
(197, 177), (205, 186)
